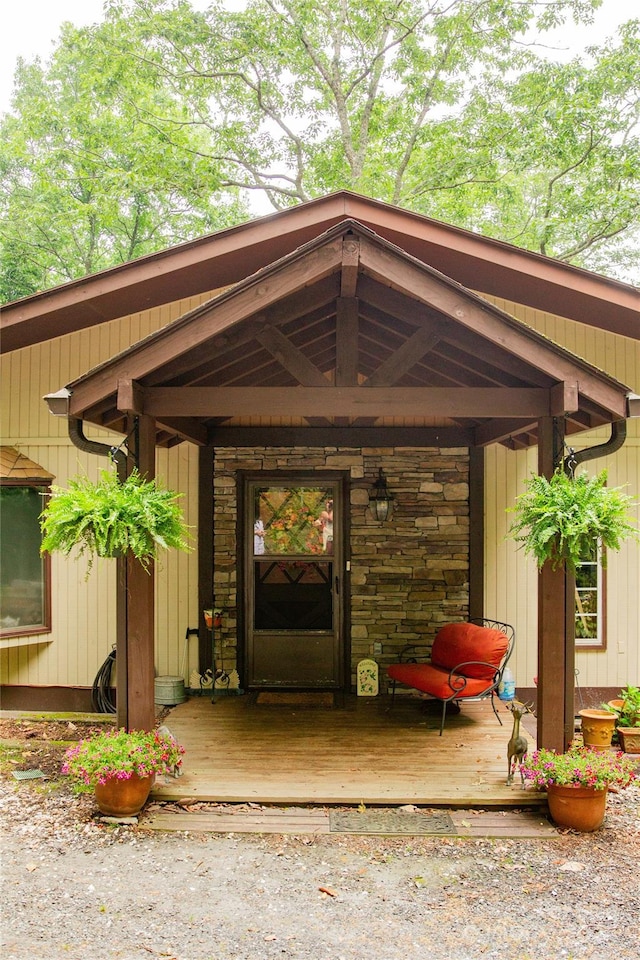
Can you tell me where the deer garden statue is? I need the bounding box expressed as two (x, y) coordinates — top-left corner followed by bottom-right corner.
(506, 701), (533, 785)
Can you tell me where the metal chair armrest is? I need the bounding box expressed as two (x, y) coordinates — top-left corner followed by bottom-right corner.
(397, 644), (430, 663)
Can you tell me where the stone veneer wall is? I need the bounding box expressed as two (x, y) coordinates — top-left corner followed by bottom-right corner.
(212, 446), (469, 691)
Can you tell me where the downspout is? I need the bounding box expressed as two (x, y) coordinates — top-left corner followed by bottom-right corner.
(67, 416), (128, 724)
(564, 419), (627, 476)
(68, 417), (127, 479)
(43, 389), (135, 725)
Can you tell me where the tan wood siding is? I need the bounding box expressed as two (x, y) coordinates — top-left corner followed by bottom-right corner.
(0, 292), (211, 687)
(483, 298), (639, 695)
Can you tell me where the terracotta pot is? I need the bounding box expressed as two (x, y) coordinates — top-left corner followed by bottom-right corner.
(94, 773), (154, 817)
(617, 727), (640, 754)
(546, 784), (607, 832)
(579, 709), (616, 751)
(607, 699), (625, 712)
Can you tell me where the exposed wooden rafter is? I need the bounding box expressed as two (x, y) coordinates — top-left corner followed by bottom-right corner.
(362, 324), (442, 387)
(255, 325), (329, 387)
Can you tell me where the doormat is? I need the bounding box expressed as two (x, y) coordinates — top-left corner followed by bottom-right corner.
(330, 810), (456, 836)
(256, 692), (334, 707)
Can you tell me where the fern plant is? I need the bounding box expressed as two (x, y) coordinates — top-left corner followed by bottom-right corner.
(507, 468), (638, 572)
(40, 469), (191, 574)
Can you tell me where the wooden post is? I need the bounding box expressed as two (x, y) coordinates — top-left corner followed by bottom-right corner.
(468, 446), (485, 622)
(116, 415), (156, 731)
(198, 446), (214, 673)
(537, 416), (572, 751)
(115, 554), (128, 730)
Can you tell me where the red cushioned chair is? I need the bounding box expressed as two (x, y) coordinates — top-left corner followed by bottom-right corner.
(386, 618), (515, 735)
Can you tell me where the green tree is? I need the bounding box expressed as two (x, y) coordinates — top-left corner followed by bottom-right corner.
(97, 0), (639, 278)
(0, 18), (247, 301)
(2, 0), (639, 298)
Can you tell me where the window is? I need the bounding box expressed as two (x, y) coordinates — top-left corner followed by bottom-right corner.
(575, 544), (606, 649)
(0, 448), (52, 638)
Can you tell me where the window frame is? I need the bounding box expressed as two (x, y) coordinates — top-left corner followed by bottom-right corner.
(0, 479), (52, 639)
(574, 545), (606, 651)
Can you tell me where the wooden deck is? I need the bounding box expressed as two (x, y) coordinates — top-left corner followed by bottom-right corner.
(151, 692), (545, 809)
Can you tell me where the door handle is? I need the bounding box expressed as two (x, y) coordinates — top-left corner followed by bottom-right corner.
(335, 576), (339, 595)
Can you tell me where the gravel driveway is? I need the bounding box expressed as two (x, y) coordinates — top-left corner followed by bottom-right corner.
(1, 767), (639, 960)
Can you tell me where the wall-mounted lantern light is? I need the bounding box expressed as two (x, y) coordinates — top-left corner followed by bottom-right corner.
(369, 468), (394, 521)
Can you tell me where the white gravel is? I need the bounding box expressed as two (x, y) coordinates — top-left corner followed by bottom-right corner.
(1, 777), (639, 960)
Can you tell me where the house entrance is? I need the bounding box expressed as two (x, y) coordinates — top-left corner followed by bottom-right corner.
(244, 478), (344, 689)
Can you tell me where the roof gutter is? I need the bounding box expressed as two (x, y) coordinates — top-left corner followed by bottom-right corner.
(43, 387), (126, 479)
(564, 393), (640, 474)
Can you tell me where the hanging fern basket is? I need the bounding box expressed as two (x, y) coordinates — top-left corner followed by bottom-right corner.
(40, 469), (191, 575)
(507, 468), (638, 572)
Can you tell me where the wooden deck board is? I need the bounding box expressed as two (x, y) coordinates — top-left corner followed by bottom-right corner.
(151, 694), (545, 808)
(140, 805), (554, 838)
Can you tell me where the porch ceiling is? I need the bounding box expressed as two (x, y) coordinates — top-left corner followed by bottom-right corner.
(66, 220), (631, 450)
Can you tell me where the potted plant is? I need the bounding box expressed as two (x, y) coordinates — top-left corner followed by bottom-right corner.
(62, 727), (185, 816)
(604, 685), (640, 754)
(40, 467), (191, 574)
(520, 742), (636, 831)
(507, 468), (638, 572)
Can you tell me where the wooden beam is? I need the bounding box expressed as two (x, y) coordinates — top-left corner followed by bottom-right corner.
(68, 237), (344, 416)
(537, 416), (572, 752)
(155, 417), (209, 446)
(141, 386), (557, 419)
(436, 334), (551, 387)
(335, 299), (359, 386)
(255, 325), (330, 386)
(469, 446), (484, 621)
(357, 275), (439, 328)
(198, 446), (214, 674)
(550, 381), (579, 415)
(207, 425), (474, 447)
(358, 236), (630, 419)
(363, 325), (441, 387)
(340, 238), (360, 297)
(474, 418), (538, 447)
(117, 379), (145, 414)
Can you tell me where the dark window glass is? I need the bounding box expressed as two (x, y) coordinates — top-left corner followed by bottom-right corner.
(1, 485), (50, 636)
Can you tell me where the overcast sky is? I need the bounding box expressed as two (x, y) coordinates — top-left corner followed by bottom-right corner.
(0, 0), (637, 113)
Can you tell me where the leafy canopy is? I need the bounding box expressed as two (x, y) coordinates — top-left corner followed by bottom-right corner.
(2, 0), (639, 298)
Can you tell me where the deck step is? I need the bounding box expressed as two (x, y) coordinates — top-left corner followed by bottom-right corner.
(140, 804), (555, 838)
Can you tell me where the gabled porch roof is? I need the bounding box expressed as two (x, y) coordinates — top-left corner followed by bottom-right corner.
(3, 190), (639, 353)
(65, 219), (631, 451)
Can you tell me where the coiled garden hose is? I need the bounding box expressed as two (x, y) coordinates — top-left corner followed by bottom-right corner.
(92, 647), (116, 714)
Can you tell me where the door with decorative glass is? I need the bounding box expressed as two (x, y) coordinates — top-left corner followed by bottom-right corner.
(244, 478), (344, 688)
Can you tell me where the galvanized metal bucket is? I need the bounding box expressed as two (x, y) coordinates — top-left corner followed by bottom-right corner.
(154, 675), (186, 705)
